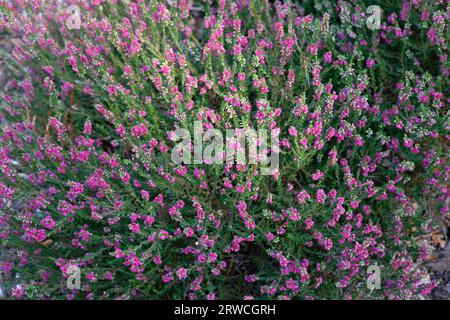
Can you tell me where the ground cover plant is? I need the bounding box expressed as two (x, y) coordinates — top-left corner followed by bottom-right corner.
(0, 0), (448, 300)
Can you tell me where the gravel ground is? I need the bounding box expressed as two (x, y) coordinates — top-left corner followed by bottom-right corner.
(429, 237), (450, 300)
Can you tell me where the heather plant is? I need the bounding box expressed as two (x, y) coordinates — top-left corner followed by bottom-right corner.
(0, 0), (448, 300)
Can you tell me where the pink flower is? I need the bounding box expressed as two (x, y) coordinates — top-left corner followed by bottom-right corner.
(128, 222), (140, 233)
(176, 267), (188, 280)
(288, 126), (298, 136)
(366, 58), (376, 68)
(41, 216), (56, 230)
(131, 123), (148, 138)
(311, 170), (323, 181)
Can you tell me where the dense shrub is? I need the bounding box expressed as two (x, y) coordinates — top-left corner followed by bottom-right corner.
(0, 0), (448, 299)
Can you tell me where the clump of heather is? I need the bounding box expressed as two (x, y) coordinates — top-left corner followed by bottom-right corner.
(0, 0), (448, 300)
